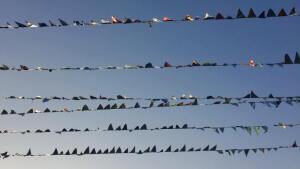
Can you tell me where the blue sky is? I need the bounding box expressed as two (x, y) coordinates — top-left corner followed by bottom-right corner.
(0, 0), (300, 168)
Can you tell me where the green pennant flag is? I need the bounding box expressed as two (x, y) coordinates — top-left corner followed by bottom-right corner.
(254, 126), (260, 135)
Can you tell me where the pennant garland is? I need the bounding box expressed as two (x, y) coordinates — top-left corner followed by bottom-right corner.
(0, 141), (298, 159)
(0, 122), (298, 136)
(0, 7), (298, 30)
(2, 91), (299, 103)
(1, 52), (299, 72)
(1, 97), (299, 117)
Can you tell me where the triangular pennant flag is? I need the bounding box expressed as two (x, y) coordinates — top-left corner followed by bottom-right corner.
(104, 104), (110, 109)
(278, 8), (288, 16)
(151, 146), (157, 152)
(248, 8), (257, 18)
(116, 147), (122, 153)
(254, 126), (260, 135)
(97, 104), (103, 110)
(58, 19), (68, 26)
(244, 149), (250, 157)
(259, 11), (266, 18)
(262, 126), (269, 133)
(289, 7), (297, 16)
(103, 149), (109, 154)
(119, 103), (126, 109)
(26, 149), (32, 156)
(259, 148), (265, 153)
(122, 124), (128, 130)
(188, 148), (194, 152)
(284, 54), (293, 64)
(250, 91), (259, 98)
(203, 13), (214, 20)
(274, 101), (282, 108)
(203, 145), (210, 151)
(292, 141), (298, 147)
(38, 22), (48, 27)
(210, 145), (217, 151)
(83, 147), (90, 154)
(49, 20), (56, 26)
(72, 148), (78, 155)
(134, 102), (140, 108)
(109, 147), (115, 154)
(111, 103), (118, 109)
(15, 21), (27, 28)
(180, 145), (186, 152)
(267, 9), (276, 17)
(90, 149), (96, 154)
(184, 15), (194, 21)
(143, 147), (150, 153)
(215, 13), (224, 20)
(141, 124), (147, 130)
(82, 105), (89, 111)
(249, 102), (256, 109)
(245, 127), (252, 135)
(165, 146), (172, 152)
(130, 147), (136, 153)
(145, 62), (154, 68)
(107, 124), (114, 131)
(236, 9), (246, 18)
(111, 16), (122, 24)
(123, 18), (133, 24)
(294, 52), (300, 64)
(52, 148), (59, 155)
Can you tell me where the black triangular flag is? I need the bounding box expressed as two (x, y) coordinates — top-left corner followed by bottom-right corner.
(83, 147), (90, 154)
(52, 148), (59, 155)
(215, 13), (225, 19)
(259, 11), (266, 18)
(294, 52), (300, 64)
(203, 145), (210, 151)
(248, 8), (257, 18)
(284, 54), (293, 64)
(108, 124), (114, 130)
(267, 9), (276, 17)
(278, 8), (287, 16)
(165, 146), (172, 152)
(289, 7), (297, 16)
(237, 9), (245, 18)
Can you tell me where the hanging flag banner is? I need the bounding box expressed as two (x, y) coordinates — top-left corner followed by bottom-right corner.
(0, 122), (298, 136)
(0, 7), (298, 30)
(0, 52), (299, 72)
(0, 141), (298, 159)
(1, 97), (299, 117)
(2, 91), (299, 103)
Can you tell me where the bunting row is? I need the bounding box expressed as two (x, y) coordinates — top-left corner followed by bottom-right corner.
(2, 91), (299, 103)
(0, 7), (298, 30)
(0, 141), (298, 159)
(1, 122), (298, 136)
(1, 53), (299, 72)
(1, 98), (299, 117)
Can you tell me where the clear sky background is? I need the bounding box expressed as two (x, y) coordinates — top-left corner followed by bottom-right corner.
(0, 0), (300, 168)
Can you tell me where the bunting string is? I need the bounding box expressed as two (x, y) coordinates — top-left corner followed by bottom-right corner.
(0, 7), (298, 30)
(1, 98), (300, 117)
(0, 122), (299, 136)
(2, 91), (299, 103)
(0, 141), (298, 159)
(1, 53), (299, 72)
